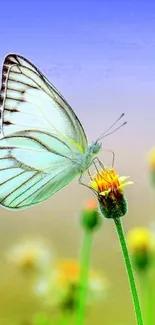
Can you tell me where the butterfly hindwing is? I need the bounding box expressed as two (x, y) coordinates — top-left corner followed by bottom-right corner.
(0, 130), (79, 209)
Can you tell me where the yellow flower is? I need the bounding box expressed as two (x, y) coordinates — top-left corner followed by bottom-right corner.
(89, 167), (132, 219)
(35, 259), (107, 310)
(127, 227), (155, 270)
(127, 227), (153, 252)
(148, 148), (155, 170)
(7, 238), (53, 273)
(147, 148), (155, 187)
(90, 168), (132, 195)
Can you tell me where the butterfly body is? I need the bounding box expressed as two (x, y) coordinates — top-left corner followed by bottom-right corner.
(72, 142), (102, 173)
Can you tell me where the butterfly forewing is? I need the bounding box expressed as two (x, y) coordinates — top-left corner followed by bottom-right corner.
(0, 54), (88, 151)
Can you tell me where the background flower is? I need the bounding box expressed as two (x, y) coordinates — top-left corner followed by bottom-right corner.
(35, 258), (108, 311)
(127, 227), (155, 271)
(7, 237), (54, 274)
(147, 148), (155, 187)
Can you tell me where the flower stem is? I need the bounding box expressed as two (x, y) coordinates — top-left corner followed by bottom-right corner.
(76, 230), (93, 325)
(139, 271), (154, 325)
(138, 273), (147, 324)
(114, 218), (144, 325)
(147, 274), (154, 325)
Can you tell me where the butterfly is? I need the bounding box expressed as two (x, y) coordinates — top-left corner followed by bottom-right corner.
(0, 54), (125, 210)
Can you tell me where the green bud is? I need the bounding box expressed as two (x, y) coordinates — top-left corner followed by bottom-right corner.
(81, 200), (102, 231)
(132, 251), (153, 271)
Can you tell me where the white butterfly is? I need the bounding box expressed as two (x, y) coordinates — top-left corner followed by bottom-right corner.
(0, 54), (125, 210)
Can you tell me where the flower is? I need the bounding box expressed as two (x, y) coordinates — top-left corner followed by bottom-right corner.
(35, 259), (107, 311)
(147, 148), (155, 187)
(127, 227), (155, 271)
(81, 199), (101, 230)
(7, 238), (54, 273)
(89, 167), (132, 219)
(148, 148), (155, 170)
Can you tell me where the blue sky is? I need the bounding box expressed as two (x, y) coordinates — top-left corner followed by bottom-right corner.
(0, 0), (155, 149)
(1, 0), (155, 71)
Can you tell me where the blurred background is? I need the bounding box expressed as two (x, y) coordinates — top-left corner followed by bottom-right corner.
(0, 0), (155, 324)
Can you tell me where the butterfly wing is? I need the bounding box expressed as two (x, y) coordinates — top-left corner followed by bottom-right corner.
(0, 54), (88, 152)
(0, 130), (81, 209)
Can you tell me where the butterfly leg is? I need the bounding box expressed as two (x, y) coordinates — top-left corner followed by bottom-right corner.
(92, 157), (109, 180)
(78, 173), (97, 195)
(102, 149), (115, 167)
(92, 156), (104, 169)
(93, 150), (115, 168)
(78, 173), (89, 187)
(92, 157), (111, 183)
(88, 168), (93, 180)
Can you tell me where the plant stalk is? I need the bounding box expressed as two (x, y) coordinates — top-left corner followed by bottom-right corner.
(114, 218), (144, 325)
(76, 230), (93, 325)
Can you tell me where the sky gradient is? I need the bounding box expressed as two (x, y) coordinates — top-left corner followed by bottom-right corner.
(1, 0), (155, 146)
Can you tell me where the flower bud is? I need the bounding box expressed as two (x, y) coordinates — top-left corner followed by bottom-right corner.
(81, 199), (101, 231)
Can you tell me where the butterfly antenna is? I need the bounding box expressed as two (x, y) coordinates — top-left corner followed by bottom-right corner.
(97, 113), (126, 141)
(100, 121), (127, 139)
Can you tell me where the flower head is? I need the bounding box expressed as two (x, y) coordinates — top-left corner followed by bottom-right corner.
(35, 258), (107, 311)
(127, 227), (155, 271)
(7, 238), (53, 274)
(90, 167), (132, 219)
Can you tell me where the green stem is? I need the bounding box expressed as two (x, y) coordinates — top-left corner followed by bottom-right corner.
(147, 274), (154, 325)
(139, 271), (154, 325)
(76, 230), (93, 325)
(114, 218), (144, 325)
(138, 272), (147, 325)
